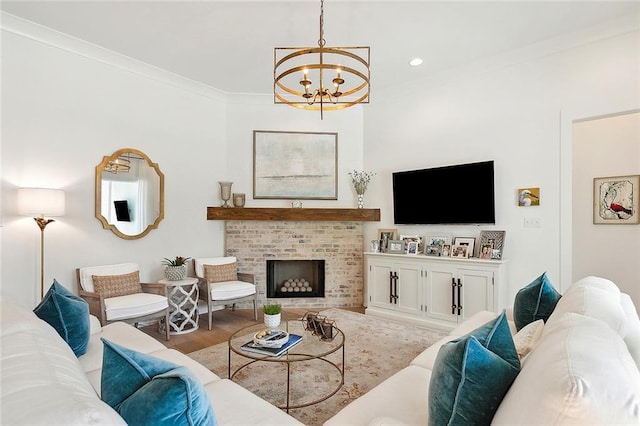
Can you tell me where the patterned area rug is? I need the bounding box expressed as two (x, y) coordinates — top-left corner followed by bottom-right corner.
(188, 309), (447, 425)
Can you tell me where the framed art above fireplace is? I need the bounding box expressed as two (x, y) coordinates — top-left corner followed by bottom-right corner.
(253, 130), (338, 200)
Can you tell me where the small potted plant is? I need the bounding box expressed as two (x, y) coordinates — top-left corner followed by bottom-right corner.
(162, 256), (191, 281)
(263, 303), (282, 329)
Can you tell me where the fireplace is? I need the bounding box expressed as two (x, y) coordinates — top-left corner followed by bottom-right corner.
(267, 260), (325, 298)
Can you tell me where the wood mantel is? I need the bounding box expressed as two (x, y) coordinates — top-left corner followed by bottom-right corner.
(207, 207), (380, 222)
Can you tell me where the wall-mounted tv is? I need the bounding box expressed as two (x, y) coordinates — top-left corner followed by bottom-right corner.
(392, 160), (495, 225)
(114, 200), (131, 222)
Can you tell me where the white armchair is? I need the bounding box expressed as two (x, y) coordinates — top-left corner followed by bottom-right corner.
(76, 262), (170, 340)
(193, 257), (258, 330)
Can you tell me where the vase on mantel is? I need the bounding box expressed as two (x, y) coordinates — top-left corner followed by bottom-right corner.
(354, 182), (367, 209)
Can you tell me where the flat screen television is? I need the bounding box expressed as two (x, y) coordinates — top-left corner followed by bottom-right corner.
(392, 160), (495, 225)
(114, 200), (131, 222)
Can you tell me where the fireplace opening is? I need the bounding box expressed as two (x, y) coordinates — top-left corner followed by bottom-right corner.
(267, 260), (325, 298)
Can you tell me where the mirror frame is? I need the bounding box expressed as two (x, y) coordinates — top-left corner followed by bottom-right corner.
(95, 148), (165, 240)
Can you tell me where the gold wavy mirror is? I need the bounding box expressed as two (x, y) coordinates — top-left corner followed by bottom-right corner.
(95, 148), (164, 239)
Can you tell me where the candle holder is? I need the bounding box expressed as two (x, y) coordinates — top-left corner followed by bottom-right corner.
(232, 193), (245, 207)
(218, 181), (233, 208)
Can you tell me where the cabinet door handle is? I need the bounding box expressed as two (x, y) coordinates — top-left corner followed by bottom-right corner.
(451, 278), (456, 314)
(457, 278), (463, 315)
(389, 271), (394, 304)
(394, 274), (398, 304)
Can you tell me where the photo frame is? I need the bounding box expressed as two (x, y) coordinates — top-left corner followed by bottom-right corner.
(451, 244), (469, 258)
(400, 234), (423, 252)
(387, 240), (405, 254)
(479, 244), (493, 259)
(377, 228), (399, 253)
(253, 130), (338, 199)
(427, 236), (450, 247)
(593, 175), (640, 225)
(478, 230), (506, 260)
(440, 244), (451, 257)
(425, 244), (441, 256)
(453, 237), (476, 258)
(406, 241), (420, 255)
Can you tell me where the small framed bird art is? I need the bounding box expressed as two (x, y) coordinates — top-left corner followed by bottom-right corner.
(593, 175), (639, 225)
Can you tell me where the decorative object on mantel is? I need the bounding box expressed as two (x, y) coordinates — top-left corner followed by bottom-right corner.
(302, 311), (336, 341)
(232, 193), (245, 207)
(162, 256), (191, 281)
(263, 303), (282, 329)
(273, 0), (370, 120)
(218, 181), (233, 207)
(349, 170), (375, 208)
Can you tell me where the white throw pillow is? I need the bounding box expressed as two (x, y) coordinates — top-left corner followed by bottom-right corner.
(513, 319), (544, 360)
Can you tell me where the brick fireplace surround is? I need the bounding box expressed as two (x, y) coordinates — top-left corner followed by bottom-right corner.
(224, 221), (365, 309)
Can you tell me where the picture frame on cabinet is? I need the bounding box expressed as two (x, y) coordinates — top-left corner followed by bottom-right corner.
(425, 244), (441, 256)
(400, 234), (423, 252)
(387, 240), (405, 254)
(453, 237), (476, 258)
(377, 228), (399, 252)
(406, 241), (420, 255)
(451, 244), (469, 258)
(427, 236), (450, 247)
(479, 244), (493, 259)
(441, 244), (451, 257)
(478, 230), (506, 259)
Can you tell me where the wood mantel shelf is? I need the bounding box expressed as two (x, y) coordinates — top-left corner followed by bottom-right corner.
(207, 207), (380, 222)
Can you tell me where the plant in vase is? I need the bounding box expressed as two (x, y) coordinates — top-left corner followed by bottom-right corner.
(349, 170), (375, 208)
(162, 256), (191, 281)
(263, 303), (282, 329)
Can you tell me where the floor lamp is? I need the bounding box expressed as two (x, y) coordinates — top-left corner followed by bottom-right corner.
(17, 188), (66, 300)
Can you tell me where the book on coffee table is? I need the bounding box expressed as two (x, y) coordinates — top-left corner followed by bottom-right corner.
(240, 333), (303, 357)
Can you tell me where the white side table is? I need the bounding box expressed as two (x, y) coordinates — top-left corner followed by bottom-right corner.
(158, 278), (199, 335)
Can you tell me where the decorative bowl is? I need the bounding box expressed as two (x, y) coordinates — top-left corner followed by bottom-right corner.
(253, 330), (289, 348)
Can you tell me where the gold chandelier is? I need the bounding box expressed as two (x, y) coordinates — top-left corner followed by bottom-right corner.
(274, 0), (370, 119)
(104, 155), (131, 173)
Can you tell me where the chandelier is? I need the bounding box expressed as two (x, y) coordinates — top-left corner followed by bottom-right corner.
(104, 156), (131, 174)
(274, 0), (370, 119)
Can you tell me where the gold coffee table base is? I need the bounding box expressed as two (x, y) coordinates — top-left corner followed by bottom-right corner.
(228, 320), (345, 412)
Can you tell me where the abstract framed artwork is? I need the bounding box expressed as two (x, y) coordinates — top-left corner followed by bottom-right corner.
(253, 130), (338, 199)
(593, 175), (639, 225)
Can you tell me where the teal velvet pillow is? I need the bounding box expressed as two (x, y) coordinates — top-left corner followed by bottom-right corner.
(428, 311), (520, 426)
(513, 272), (562, 331)
(101, 339), (216, 426)
(33, 279), (90, 356)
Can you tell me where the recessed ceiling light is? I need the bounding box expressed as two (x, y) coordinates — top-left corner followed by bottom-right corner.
(409, 58), (423, 67)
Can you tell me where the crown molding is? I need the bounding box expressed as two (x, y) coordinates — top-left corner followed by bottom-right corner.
(0, 11), (227, 102)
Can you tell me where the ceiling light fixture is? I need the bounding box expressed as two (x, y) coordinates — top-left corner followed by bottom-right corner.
(409, 58), (423, 66)
(274, 0), (370, 119)
(104, 156), (131, 173)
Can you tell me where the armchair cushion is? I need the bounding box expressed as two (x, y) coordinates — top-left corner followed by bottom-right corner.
(203, 263), (238, 283)
(104, 293), (168, 322)
(78, 263), (140, 293)
(33, 279), (90, 357)
(101, 338), (216, 425)
(92, 271), (142, 298)
(208, 281), (256, 301)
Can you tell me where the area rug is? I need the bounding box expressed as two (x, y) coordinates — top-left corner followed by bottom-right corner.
(187, 309), (447, 425)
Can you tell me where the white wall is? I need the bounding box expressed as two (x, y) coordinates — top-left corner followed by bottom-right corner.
(572, 111), (640, 303)
(0, 15), (365, 308)
(363, 20), (639, 305)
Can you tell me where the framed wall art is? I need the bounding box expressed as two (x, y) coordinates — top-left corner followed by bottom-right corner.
(387, 240), (406, 254)
(253, 130), (338, 199)
(593, 175), (639, 225)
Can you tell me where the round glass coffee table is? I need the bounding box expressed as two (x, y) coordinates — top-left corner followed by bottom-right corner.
(228, 320), (345, 411)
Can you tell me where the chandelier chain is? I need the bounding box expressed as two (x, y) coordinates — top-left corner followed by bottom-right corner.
(318, 0), (326, 47)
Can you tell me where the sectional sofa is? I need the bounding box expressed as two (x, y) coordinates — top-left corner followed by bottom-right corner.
(0, 300), (302, 425)
(325, 275), (640, 425)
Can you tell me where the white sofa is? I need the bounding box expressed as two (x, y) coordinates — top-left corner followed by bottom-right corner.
(0, 301), (303, 425)
(325, 276), (640, 425)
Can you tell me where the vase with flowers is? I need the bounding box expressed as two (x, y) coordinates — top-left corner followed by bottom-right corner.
(349, 170), (376, 208)
(162, 256), (192, 281)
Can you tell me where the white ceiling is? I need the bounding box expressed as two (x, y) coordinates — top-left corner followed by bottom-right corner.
(2, 1), (638, 95)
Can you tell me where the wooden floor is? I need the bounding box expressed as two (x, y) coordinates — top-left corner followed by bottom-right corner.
(141, 306), (364, 354)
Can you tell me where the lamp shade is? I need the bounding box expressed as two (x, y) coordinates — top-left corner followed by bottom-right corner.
(17, 188), (65, 217)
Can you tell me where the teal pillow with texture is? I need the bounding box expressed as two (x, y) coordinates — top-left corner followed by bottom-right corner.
(513, 272), (562, 331)
(428, 310), (520, 426)
(101, 339), (216, 426)
(33, 279), (90, 356)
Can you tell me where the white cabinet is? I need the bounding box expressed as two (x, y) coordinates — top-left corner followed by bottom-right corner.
(364, 253), (507, 331)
